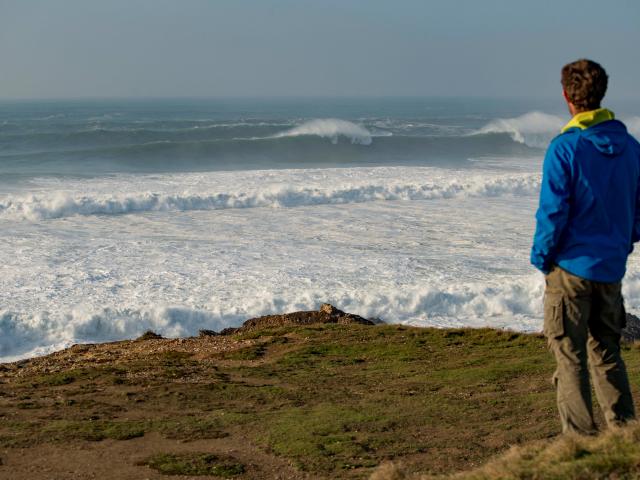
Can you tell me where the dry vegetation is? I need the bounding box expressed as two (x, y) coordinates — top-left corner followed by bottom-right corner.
(372, 421), (640, 479)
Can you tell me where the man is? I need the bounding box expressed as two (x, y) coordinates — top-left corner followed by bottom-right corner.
(531, 59), (639, 435)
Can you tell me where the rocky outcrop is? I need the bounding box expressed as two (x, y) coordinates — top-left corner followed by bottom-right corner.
(136, 330), (164, 341)
(622, 313), (640, 342)
(219, 303), (375, 335)
(198, 329), (219, 337)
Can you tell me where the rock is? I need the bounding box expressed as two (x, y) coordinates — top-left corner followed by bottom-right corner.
(69, 344), (92, 353)
(220, 304), (374, 335)
(136, 331), (163, 341)
(198, 329), (219, 337)
(15, 359), (30, 368)
(219, 327), (239, 335)
(622, 313), (640, 342)
(320, 303), (340, 316)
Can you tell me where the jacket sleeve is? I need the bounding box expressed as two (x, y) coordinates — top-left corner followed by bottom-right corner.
(632, 150), (640, 247)
(530, 139), (572, 274)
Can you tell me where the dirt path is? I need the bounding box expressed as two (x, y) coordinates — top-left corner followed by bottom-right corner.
(1, 432), (311, 480)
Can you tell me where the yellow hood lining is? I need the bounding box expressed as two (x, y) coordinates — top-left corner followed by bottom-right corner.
(561, 108), (615, 133)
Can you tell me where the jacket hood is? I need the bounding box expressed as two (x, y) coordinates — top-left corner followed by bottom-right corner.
(561, 108), (628, 156)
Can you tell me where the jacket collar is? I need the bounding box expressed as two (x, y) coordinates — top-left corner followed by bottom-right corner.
(561, 108), (615, 133)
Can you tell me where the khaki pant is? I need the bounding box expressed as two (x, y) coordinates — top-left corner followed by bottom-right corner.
(544, 265), (635, 434)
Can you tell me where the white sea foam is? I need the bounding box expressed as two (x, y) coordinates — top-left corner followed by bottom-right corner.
(0, 306), (234, 362)
(0, 275), (546, 361)
(5, 161), (640, 364)
(0, 172), (541, 221)
(6, 265), (640, 362)
(0, 163), (552, 362)
(473, 111), (566, 148)
(272, 118), (374, 144)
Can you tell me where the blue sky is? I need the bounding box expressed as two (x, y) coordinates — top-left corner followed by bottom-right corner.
(0, 0), (638, 99)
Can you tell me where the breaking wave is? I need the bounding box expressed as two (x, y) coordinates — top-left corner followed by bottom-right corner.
(271, 118), (375, 145)
(0, 132), (536, 176)
(472, 111), (565, 148)
(474, 112), (640, 149)
(0, 173), (541, 221)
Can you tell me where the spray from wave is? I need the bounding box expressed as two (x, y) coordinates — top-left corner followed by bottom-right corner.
(272, 118), (374, 145)
(472, 111), (565, 148)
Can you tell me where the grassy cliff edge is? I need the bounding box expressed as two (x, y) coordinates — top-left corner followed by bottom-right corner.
(1, 309), (639, 479)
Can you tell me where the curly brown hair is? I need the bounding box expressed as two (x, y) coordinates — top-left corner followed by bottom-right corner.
(561, 59), (608, 111)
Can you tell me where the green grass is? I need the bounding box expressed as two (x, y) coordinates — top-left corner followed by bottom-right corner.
(155, 415), (229, 440)
(35, 371), (77, 386)
(40, 420), (146, 442)
(2, 324), (639, 478)
(143, 452), (245, 477)
(264, 404), (385, 471)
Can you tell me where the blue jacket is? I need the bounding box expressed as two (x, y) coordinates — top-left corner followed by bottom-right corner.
(531, 108), (640, 282)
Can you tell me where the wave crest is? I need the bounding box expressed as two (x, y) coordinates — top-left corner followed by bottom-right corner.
(473, 111), (565, 148)
(0, 173), (541, 221)
(475, 112), (640, 148)
(272, 118), (374, 145)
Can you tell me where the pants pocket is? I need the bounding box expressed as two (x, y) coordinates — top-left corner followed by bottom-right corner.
(599, 288), (627, 335)
(544, 292), (564, 338)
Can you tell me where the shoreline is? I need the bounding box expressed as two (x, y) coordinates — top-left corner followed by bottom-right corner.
(5, 302), (640, 367)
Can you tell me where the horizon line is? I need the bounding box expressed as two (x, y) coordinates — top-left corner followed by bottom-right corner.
(0, 95), (637, 106)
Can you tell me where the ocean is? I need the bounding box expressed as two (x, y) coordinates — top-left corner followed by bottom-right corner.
(2, 97), (640, 362)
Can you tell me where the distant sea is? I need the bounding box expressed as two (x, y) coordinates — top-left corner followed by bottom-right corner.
(2, 97), (639, 361)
